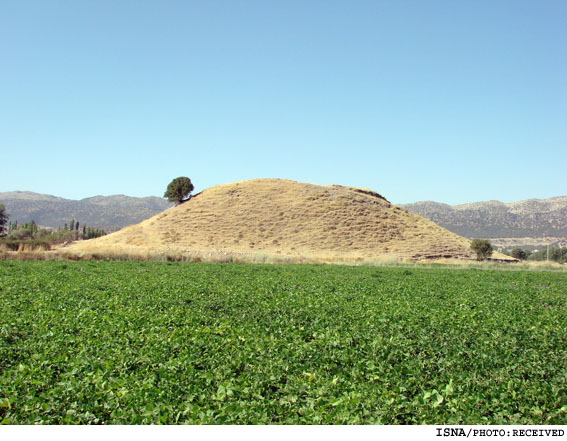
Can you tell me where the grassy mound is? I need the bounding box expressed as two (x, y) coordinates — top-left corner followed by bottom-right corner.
(66, 179), (498, 262)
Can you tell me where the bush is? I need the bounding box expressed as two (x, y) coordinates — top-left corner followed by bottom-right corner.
(8, 229), (34, 240)
(471, 239), (493, 260)
(510, 248), (530, 260)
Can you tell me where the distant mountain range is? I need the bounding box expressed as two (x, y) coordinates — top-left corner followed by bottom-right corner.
(401, 196), (567, 247)
(0, 191), (172, 231)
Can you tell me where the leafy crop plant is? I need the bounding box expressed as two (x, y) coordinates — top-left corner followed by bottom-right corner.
(0, 261), (566, 424)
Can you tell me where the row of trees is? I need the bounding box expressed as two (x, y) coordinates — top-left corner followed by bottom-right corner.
(5, 219), (106, 242)
(506, 247), (567, 264)
(470, 240), (567, 263)
(58, 218), (106, 240)
(0, 203), (106, 244)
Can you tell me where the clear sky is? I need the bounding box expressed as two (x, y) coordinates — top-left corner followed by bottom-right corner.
(1, 0), (565, 205)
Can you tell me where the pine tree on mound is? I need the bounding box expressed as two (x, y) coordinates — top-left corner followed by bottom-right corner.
(164, 177), (194, 205)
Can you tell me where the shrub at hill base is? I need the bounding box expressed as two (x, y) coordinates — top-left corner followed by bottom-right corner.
(470, 239), (493, 260)
(510, 248), (530, 260)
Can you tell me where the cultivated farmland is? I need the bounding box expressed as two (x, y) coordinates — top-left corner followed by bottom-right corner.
(0, 261), (566, 424)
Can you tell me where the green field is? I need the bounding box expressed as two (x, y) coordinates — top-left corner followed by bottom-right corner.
(1, 261), (566, 424)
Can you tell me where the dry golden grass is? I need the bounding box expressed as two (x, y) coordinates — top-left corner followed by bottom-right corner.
(65, 178), (514, 263)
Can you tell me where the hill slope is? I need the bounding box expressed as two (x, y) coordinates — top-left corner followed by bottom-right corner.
(68, 179), (489, 262)
(0, 191), (172, 230)
(402, 197), (567, 247)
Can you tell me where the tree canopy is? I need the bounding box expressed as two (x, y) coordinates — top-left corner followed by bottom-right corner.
(470, 239), (493, 260)
(510, 248), (529, 260)
(164, 177), (194, 204)
(0, 204), (8, 235)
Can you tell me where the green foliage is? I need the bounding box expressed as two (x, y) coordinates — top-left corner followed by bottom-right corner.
(164, 177), (194, 204)
(530, 247), (567, 264)
(0, 204), (8, 235)
(470, 239), (493, 260)
(6, 228), (34, 241)
(1, 262), (566, 424)
(83, 226), (106, 240)
(1, 219), (105, 250)
(510, 248), (530, 260)
(6, 221), (37, 240)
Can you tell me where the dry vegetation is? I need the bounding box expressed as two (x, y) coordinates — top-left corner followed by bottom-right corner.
(62, 179), (513, 263)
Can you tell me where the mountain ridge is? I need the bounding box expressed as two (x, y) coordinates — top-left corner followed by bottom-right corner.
(402, 196), (567, 240)
(0, 191), (172, 230)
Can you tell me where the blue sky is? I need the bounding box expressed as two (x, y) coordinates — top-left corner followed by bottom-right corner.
(1, 0), (565, 204)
